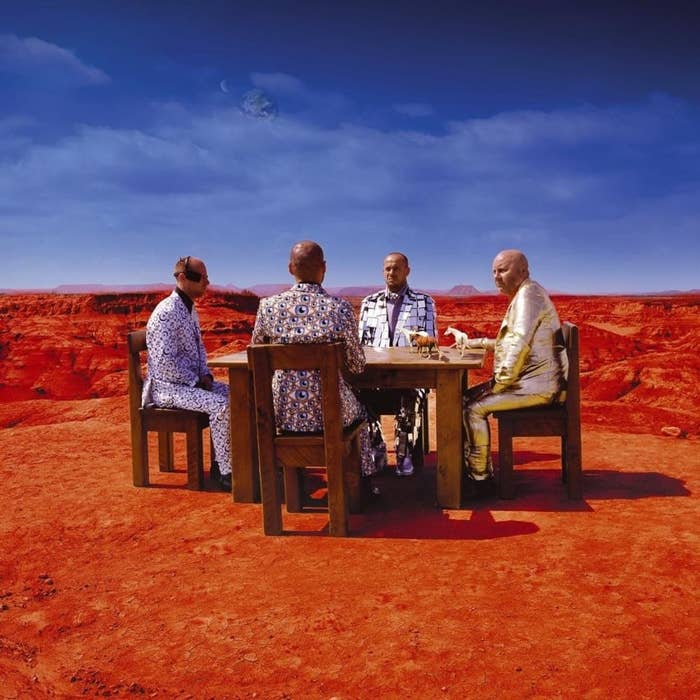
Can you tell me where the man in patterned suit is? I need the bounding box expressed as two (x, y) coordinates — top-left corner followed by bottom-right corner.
(251, 240), (378, 483)
(142, 256), (232, 490)
(358, 252), (437, 476)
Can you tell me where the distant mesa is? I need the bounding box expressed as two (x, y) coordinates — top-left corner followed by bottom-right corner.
(244, 283), (290, 297)
(444, 284), (485, 296)
(334, 286), (381, 298)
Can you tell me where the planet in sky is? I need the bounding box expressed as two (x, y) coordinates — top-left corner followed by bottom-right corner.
(240, 88), (278, 119)
(219, 79), (229, 93)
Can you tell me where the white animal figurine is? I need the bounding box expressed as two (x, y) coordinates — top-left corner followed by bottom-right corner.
(445, 326), (470, 357)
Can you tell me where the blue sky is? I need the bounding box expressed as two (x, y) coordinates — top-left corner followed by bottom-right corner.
(2, 0), (699, 293)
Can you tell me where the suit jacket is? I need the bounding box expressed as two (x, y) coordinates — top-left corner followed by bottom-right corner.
(142, 291), (210, 406)
(492, 278), (568, 397)
(358, 287), (437, 347)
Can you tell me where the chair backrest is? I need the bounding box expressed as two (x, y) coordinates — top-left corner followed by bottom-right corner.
(127, 329), (147, 420)
(561, 321), (580, 424)
(247, 342), (345, 444)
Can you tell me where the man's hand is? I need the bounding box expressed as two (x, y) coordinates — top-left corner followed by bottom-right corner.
(197, 374), (214, 391)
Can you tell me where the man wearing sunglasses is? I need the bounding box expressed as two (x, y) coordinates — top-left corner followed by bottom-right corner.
(142, 256), (232, 490)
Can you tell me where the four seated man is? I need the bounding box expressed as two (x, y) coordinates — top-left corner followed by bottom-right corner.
(143, 245), (568, 499)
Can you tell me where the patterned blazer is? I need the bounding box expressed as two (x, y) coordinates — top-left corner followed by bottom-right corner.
(358, 287), (437, 347)
(251, 282), (367, 433)
(142, 291), (210, 405)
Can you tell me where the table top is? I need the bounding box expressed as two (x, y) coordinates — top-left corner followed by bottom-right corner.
(209, 345), (485, 370)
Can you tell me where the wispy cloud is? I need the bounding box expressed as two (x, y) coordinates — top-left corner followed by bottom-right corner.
(251, 72), (307, 97)
(0, 33), (109, 85)
(2, 86), (699, 291)
(393, 102), (435, 118)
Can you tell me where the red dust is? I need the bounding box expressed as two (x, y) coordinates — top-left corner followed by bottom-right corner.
(1, 292), (699, 697)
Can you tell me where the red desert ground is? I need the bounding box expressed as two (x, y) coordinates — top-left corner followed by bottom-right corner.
(1, 290), (699, 698)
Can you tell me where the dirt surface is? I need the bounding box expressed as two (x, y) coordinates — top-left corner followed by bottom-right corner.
(1, 395), (699, 699)
(1, 292), (699, 697)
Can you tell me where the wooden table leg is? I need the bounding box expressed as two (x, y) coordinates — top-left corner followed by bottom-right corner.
(435, 369), (465, 509)
(228, 367), (260, 503)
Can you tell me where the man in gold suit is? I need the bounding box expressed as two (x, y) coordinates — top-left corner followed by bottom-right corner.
(462, 249), (568, 482)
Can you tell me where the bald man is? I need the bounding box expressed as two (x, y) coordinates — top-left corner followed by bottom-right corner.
(251, 241), (377, 481)
(462, 249), (568, 483)
(358, 252), (437, 476)
(143, 256), (232, 490)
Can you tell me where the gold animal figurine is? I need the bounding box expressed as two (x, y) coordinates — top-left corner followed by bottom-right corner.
(401, 328), (440, 358)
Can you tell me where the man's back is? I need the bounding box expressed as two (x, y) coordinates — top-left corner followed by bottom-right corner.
(251, 282), (365, 432)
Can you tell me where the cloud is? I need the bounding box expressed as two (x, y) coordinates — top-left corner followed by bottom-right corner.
(453, 95), (685, 149)
(0, 33), (109, 86)
(393, 102), (435, 118)
(2, 92), (699, 291)
(251, 71), (306, 97)
(248, 71), (351, 120)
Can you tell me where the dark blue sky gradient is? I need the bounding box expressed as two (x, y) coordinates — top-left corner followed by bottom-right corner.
(2, 1), (700, 291)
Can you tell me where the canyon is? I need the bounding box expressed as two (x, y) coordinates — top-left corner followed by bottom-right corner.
(1, 290), (698, 436)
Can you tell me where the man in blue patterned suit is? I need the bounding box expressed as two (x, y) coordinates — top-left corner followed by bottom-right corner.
(143, 256), (232, 490)
(251, 240), (377, 482)
(358, 252), (437, 476)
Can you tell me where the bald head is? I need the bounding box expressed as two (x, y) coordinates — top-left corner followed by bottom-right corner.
(289, 240), (326, 284)
(173, 255), (209, 299)
(492, 249), (529, 297)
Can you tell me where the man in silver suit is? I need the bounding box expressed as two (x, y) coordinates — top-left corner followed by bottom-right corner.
(358, 252), (437, 476)
(462, 249), (568, 482)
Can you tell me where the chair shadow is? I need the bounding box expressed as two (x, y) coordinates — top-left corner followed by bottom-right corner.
(137, 467), (230, 494)
(292, 468), (540, 540)
(282, 452), (691, 538)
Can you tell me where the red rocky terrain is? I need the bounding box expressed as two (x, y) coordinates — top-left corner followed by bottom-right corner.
(2, 290), (698, 436)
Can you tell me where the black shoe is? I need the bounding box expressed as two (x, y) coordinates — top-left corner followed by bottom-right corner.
(215, 472), (232, 491)
(361, 477), (381, 503)
(210, 460), (221, 481)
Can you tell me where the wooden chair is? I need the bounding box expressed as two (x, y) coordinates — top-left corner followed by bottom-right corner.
(494, 322), (582, 499)
(127, 329), (211, 490)
(247, 342), (366, 537)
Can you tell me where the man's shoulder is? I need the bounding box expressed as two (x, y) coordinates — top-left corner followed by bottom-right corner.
(519, 278), (550, 301)
(361, 289), (384, 305)
(149, 291), (182, 319)
(406, 287), (435, 303)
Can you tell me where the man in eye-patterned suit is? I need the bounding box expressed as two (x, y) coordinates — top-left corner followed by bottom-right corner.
(142, 256), (232, 491)
(358, 252), (437, 475)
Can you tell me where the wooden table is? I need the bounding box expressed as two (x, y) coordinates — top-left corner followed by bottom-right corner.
(209, 346), (485, 509)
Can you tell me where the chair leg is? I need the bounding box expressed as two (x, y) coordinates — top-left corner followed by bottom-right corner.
(498, 420), (515, 499)
(421, 399), (430, 454)
(412, 423), (425, 471)
(560, 436), (567, 483)
(260, 462), (284, 535)
(345, 433), (363, 514)
(132, 427), (150, 487)
(565, 435), (583, 500)
(326, 459), (349, 537)
(283, 467), (303, 512)
(158, 431), (175, 472)
(185, 425), (205, 490)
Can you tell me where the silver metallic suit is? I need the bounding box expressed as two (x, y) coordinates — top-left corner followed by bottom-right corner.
(358, 286), (437, 472)
(463, 278), (568, 479)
